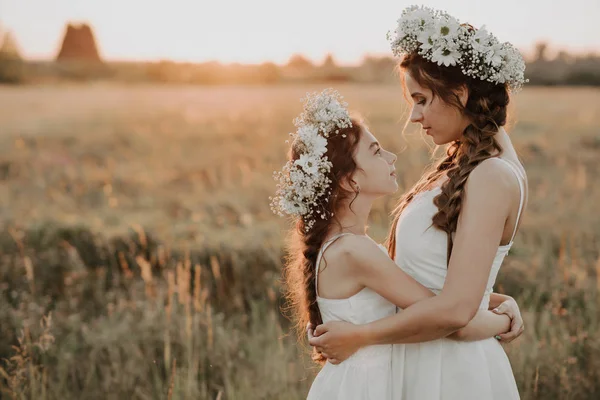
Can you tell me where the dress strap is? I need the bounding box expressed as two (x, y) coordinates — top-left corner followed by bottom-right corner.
(315, 233), (354, 297)
(497, 158), (526, 243)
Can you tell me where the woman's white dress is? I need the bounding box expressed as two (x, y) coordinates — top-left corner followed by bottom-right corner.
(391, 158), (524, 399)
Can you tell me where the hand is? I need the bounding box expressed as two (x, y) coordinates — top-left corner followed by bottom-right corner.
(492, 298), (524, 343)
(307, 323), (322, 352)
(307, 323), (327, 359)
(307, 321), (363, 364)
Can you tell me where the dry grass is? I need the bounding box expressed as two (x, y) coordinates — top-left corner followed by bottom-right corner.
(0, 82), (599, 399)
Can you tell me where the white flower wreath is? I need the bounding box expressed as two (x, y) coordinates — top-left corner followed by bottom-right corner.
(270, 88), (352, 231)
(387, 5), (528, 91)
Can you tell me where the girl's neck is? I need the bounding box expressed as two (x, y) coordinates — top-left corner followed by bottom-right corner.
(327, 197), (373, 238)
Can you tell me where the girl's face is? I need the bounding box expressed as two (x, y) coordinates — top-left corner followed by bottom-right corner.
(404, 72), (470, 145)
(351, 128), (398, 196)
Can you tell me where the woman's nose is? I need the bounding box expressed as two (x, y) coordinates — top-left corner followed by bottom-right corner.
(410, 108), (422, 123)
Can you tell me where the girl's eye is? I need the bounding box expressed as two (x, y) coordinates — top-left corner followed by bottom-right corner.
(417, 99), (426, 105)
(375, 148), (382, 155)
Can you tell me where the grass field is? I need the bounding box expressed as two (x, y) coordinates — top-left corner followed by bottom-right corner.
(0, 83), (599, 399)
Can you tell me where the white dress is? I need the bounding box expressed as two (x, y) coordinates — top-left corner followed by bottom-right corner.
(307, 233), (397, 400)
(391, 158), (525, 399)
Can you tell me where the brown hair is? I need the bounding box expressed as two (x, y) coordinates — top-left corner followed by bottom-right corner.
(282, 118), (364, 363)
(386, 51), (510, 262)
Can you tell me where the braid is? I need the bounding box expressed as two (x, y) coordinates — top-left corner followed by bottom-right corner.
(298, 221), (328, 363)
(432, 87), (509, 263)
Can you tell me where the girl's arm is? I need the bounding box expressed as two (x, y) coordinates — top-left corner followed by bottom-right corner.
(447, 310), (509, 341)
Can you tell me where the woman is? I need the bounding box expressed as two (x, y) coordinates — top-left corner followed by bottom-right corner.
(271, 88), (519, 399)
(308, 6), (528, 399)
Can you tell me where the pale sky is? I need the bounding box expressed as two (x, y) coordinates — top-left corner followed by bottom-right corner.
(1, 0), (598, 64)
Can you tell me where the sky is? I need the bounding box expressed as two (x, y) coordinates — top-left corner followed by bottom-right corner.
(1, 0), (599, 64)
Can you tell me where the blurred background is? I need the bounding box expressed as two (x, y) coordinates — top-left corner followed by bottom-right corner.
(0, 0), (599, 399)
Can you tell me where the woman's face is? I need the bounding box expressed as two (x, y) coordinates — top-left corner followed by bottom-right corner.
(404, 71), (470, 145)
(351, 128), (398, 197)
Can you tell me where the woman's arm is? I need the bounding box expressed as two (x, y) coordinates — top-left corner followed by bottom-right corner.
(338, 236), (512, 342)
(310, 160), (517, 361)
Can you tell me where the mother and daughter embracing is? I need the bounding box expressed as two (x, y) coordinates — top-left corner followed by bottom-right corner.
(270, 6), (529, 399)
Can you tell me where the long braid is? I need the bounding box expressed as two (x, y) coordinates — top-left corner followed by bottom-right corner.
(284, 219), (329, 363)
(432, 88), (508, 263)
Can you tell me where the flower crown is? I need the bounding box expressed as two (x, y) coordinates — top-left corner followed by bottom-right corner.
(269, 88), (352, 231)
(387, 5), (528, 91)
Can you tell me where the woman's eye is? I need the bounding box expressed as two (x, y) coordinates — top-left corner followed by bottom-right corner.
(418, 100), (426, 105)
(375, 148), (382, 155)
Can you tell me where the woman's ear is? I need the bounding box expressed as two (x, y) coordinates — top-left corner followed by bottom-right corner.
(458, 85), (469, 107)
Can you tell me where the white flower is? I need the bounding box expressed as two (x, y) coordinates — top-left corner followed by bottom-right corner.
(485, 42), (506, 67)
(297, 125), (328, 156)
(434, 16), (460, 39)
(471, 25), (492, 52)
(314, 109), (330, 123)
(431, 47), (461, 66)
(405, 7), (435, 31)
(281, 197), (308, 217)
(417, 31), (437, 51)
(294, 153), (320, 175)
(387, 6), (527, 91)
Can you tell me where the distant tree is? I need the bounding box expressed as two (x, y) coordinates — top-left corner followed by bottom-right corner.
(286, 54), (314, 70)
(257, 62), (280, 83)
(534, 42), (548, 62)
(359, 55), (397, 83)
(321, 53), (337, 69)
(0, 29), (25, 83)
(556, 50), (572, 64)
(0, 31), (21, 60)
(56, 23), (102, 62)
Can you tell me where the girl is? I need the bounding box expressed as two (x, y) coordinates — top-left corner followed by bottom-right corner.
(308, 6), (527, 399)
(271, 88), (518, 399)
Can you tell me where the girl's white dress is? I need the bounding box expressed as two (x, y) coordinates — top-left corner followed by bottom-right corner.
(391, 157), (524, 399)
(307, 233), (396, 400)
